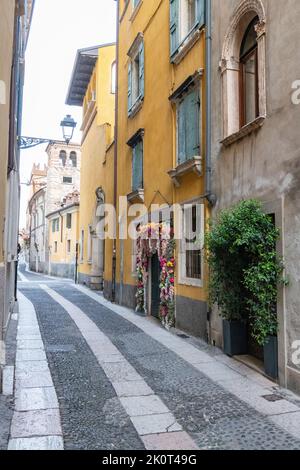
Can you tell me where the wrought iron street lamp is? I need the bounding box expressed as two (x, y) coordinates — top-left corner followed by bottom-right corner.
(60, 114), (77, 144)
(18, 114), (77, 150)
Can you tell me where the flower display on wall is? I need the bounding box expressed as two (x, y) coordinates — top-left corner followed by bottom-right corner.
(135, 222), (176, 329)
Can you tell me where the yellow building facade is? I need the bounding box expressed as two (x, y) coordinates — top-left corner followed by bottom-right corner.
(47, 191), (80, 280)
(67, 44), (116, 289)
(111, 0), (208, 338)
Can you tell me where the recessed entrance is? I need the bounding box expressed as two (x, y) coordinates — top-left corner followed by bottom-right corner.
(150, 253), (161, 319)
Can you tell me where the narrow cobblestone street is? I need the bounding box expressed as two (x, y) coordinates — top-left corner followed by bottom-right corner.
(5, 267), (300, 450)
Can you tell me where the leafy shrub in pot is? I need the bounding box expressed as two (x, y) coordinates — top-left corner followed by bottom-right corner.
(206, 200), (284, 356)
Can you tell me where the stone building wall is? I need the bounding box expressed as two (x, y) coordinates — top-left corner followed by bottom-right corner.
(210, 0), (300, 393)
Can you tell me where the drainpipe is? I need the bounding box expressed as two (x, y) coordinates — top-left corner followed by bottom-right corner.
(112, 0), (120, 303)
(205, 0), (215, 344)
(205, 0), (216, 208)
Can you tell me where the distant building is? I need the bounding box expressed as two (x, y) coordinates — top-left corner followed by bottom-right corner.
(47, 190), (80, 279)
(27, 164), (47, 273)
(26, 142), (81, 278)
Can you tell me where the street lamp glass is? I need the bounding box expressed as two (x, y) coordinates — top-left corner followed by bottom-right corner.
(60, 114), (77, 144)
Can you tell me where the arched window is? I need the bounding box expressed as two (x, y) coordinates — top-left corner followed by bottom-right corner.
(111, 61), (116, 94)
(239, 16), (259, 127)
(70, 151), (77, 168)
(220, 0), (266, 143)
(59, 150), (67, 166)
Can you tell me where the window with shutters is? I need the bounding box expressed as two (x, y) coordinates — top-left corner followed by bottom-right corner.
(177, 88), (200, 165)
(111, 61), (116, 94)
(128, 34), (144, 116)
(80, 229), (84, 263)
(52, 218), (59, 233)
(170, 0), (205, 60)
(66, 213), (72, 229)
(239, 17), (259, 128)
(132, 139), (143, 192)
(179, 201), (204, 286)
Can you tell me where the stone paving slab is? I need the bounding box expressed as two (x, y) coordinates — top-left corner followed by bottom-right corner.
(142, 431), (199, 450)
(99, 354), (127, 364)
(11, 409), (62, 438)
(17, 327), (40, 336)
(8, 436), (64, 450)
(193, 361), (249, 382)
(217, 377), (300, 416)
(101, 362), (142, 382)
(269, 411), (300, 441)
(15, 387), (59, 411)
(15, 360), (49, 373)
(17, 334), (41, 340)
(2, 366), (15, 396)
(17, 339), (44, 350)
(120, 396), (170, 417)
(15, 370), (54, 389)
(112, 380), (153, 397)
(131, 413), (183, 435)
(16, 349), (47, 362)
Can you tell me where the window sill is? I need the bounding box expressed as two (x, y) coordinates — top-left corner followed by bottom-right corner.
(178, 277), (203, 288)
(127, 188), (144, 204)
(128, 97), (143, 118)
(130, 0), (143, 22)
(168, 156), (202, 187)
(171, 26), (203, 65)
(221, 116), (266, 147)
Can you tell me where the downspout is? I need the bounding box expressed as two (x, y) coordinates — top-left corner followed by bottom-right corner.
(112, 0), (120, 303)
(205, 0), (215, 344)
(205, 0), (216, 208)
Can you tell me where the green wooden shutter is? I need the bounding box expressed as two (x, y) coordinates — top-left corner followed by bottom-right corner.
(138, 41), (144, 99)
(132, 140), (143, 191)
(170, 0), (179, 57)
(197, 0), (205, 27)
(178, 99), (186, 165)
(186, 89), (200, 159)
(128, 61), (132, 113)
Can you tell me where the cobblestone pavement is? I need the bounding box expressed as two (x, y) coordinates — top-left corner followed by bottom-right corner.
(9, 269), (300, 450)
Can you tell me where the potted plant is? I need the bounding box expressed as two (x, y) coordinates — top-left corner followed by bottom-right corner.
(244, 255), (283, 379)
(206, 200), (284, 367)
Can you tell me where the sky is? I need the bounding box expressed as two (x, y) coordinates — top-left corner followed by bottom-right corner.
(19, 0), (117, 228)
